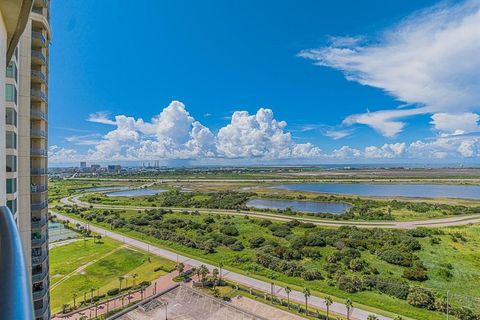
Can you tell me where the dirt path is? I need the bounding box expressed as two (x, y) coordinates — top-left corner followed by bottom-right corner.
(60, 194), (480, 229)
(51, 245), (126, 291)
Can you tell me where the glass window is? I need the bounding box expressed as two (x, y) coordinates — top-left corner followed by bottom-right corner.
(6, 178), (17, 194)
(6, 155), (17, 172)
(5, 84), (17, 103)
(6, 108), (17, 126)
(6, 199), (17, 214)
(6, 61), (17, 81)
(6, 131), (17, 149)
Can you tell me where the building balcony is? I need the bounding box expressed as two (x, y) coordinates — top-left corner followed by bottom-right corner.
(31, 148), (48, 157)
(31, 49), (47, 66)
(31, 129), (47, 139)
(31, 70), (47, 84)
(31, 167), (47, 175)
(32, 250), (48, 265)
(31, 233), (46, 247)
(34, 299), (50, 319)
(31, 184), (48, 193)
(31, 200), (48, 211)
(31, 107), (48, 121)
(31, 89), (48, 103)
(32, 266), (48, 283)
(31, 215), (47, 229)
(32, 31), (47, 47)
(32, 285), (48, 301)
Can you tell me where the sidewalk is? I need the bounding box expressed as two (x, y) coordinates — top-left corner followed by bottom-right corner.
(52, 270), (180, 320)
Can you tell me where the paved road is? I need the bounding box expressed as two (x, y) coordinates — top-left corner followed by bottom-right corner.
(61, 194), (480, 229)
(53, 212), (393, 320)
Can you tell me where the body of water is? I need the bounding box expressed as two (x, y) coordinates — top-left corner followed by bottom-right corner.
(246, 199), (351, 214)
(275, 183), (480, 200)
(80, 186), (130, 192)
(105, 188), (166, 197)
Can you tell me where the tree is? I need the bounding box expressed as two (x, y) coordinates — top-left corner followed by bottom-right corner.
(285, 287), (291, 309)
(324, 295), (333, 319)
(61, 304), (70, 314)
(367, 315), (379, 320)
(118, 276), (124, 291)
(345, 298), (353, 320)
(303, 287), (311, 316)
(219, 262), (224, 280)
(131, 273), (138, 287)
(73, 293), (77, 308)
(407, 286), (434, 309)
(212, 268), (219, 282)
(212, 287), (220, 297)
(176, 263), (185, 275)
(199, 265), (209, 283)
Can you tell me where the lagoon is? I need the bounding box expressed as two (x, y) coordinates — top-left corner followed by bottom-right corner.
(275, 183), (480, 200)
(105, 188), (166, 197)
(246, 199), (351, 214)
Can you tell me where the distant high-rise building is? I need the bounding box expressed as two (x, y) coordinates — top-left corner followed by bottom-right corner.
(1, 1), (51, 319)
(80, 161), (87, 168)
(107, 164), (122, 173)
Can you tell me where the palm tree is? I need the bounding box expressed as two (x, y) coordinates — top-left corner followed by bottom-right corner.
(61, 304), (70, 314)
(367, 315), (379, 320)
(219, 262), (224, 280)
(176, 262), (185, 275)
(324, 295), (333, 319)
(199, 265), (209, 283)
(118, 276), (124, 291)
(345, 298), (353, 320)
(90, 287), (95, 303)
(285, 287), (291, 309)
(212, 268), (219, 283)
(303, 287), (311, 316)
(73, 293), (77, 308)
(132, 273), (138, 287)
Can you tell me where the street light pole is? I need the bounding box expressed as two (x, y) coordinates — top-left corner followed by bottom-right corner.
(446, 290), (449, 320)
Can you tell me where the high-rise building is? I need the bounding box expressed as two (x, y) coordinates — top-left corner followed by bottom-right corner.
(1, 1), (50, 319)
(80, 161), (87, 168)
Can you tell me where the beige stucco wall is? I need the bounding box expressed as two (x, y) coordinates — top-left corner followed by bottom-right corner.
(17, 19), (32, 277)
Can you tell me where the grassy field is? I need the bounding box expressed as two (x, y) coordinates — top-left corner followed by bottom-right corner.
(54, 206), (480, 320)
(49, 236), (176, 313)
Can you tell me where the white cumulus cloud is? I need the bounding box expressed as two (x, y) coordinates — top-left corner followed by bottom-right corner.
(299, 0), (480, 137)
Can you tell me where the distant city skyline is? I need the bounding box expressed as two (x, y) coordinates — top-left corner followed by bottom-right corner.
(49, 0), (480, 165)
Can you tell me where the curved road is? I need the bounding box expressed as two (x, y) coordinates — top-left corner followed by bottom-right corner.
(60, 194), (480, 229)
(52, 211), (394, 320)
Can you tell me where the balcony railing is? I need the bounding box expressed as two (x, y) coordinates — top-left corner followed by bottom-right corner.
(31, 50), (47, 66)
(32, 251), (47, 265)
(31, 217), (47, 230)
(31, 184), (48, 193)
(34, 302), (49, 319)
(31, 168), (47, 175)
(31, 200), (48, 211)
(30, 148), (48, 157)
(32, 31), (47, 46)
(32, 267), (48, 283)
(31, 70), (47, 83)
(31, 234), (46, 246)
(32, 7), (42, 14)
(31, 129), (47, 139)
(32, 286), (47, 301)
(0, 206), (35, 320)
(31, 89), (47, 102)
(31, 108), (48, 121)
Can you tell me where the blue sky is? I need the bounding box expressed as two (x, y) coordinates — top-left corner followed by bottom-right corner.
(49, 0), (480, 165)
